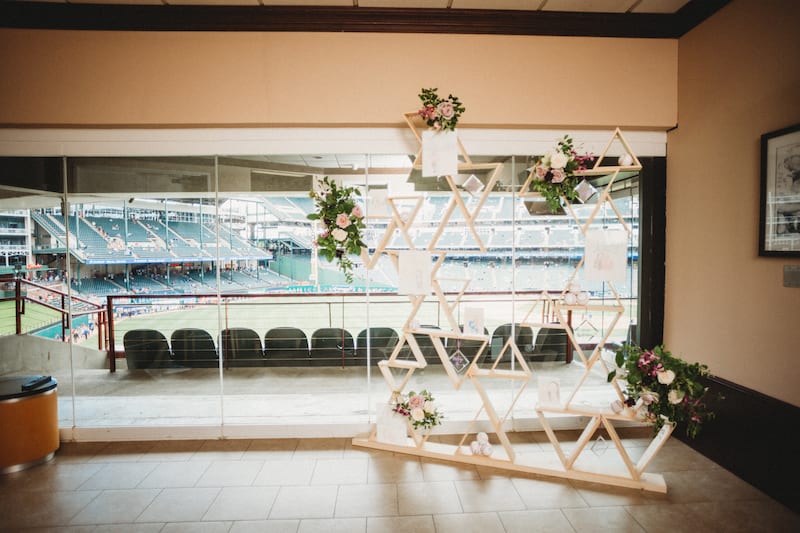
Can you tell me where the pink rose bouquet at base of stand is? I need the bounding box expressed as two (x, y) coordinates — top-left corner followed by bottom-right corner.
(392, 389), (443, 431)
(608, 343), (721, 439)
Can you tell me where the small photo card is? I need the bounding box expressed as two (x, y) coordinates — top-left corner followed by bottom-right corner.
(463, 307), (485, 336)
(367, 189), (390, 218)
(375, 403), (407, 446)
(422, 129), (459, 178)
(398, 250), (432, 295)
(538, 376), (561, 406)
(584, 229), (628, 282)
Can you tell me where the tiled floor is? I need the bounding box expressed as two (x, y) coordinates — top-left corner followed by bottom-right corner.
(1, 431), (798, 532)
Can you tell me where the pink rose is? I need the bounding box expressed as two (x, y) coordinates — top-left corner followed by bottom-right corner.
(335, 212), (351, 229)
(550, 168), (566, 183)
(408, 394), (425, 409)
(533, 165), (548, 181)
(437, 100), (455, 120)
(418, 105), (437, 121)
(351, 205), (363, 219)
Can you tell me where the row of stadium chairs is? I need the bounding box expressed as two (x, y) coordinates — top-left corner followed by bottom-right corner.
(122, 323), (568, 370)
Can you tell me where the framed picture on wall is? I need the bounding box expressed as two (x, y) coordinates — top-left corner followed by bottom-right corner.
(759, 123), (800, 257)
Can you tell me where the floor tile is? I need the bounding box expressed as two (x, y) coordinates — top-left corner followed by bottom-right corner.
(512, 476), (588, 510)
(368, 455), (424, 484)
(194, 440), (252, 460)
(93, 523), (165, 532)
(253, 459), (316, 486)
(562, 506), (645, 532)
(69, 488), (161, 525)
(335, 483), (398, 517)
(419, 458), (479, 481)
(568, 480), (649, 507)
(229, 519), (300, 532)
(433, 511), (506, 533)
(293, 438), (347, 459)
(269, 485), (339, 519)
(162, 521), (234, 533)
(453, 479), (527, 512)
(137, 460), (212, 488)
(143, 440), (205, 462)
(79, 462), (160, 490)
(367, 515), (435, 533)
(0, 489), (100, 529)
(203, 486), (280, 522)
(245, 439), (299, 460)
(297, 517), (366, 533)
(137, 487), (221, 522)
(311, 458), (368, 485)
(654, 467), (767, 504)
(499, 509), (576, 533)
(196, 460), (263, 487)
(396, 481), (462, 515)
(683, 500), (800, 533)
(623, 503), (706, 533)
(1, 461), (104, 492)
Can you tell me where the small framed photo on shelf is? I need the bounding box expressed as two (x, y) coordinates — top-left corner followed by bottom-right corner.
(759, 123), (800, 256)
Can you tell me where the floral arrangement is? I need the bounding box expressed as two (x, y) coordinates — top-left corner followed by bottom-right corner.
(392, 389), (443, 430)
(307, 176), (366, 283)
(417, 88), (465, 132)
(530, 135), (595, 214)
(607, 344), (718, 439)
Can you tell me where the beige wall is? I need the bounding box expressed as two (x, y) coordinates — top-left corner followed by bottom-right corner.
(0, 30), (677, 129)
(667, 0), (800, 406)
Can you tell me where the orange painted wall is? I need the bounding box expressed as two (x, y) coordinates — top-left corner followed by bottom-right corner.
(0, 30), (677, 129)
(667, 0), (800, 406)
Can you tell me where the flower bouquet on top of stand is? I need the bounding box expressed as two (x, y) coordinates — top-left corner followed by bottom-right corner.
(307, 176), (366, 283)
(529, 135), (595, 215)
(607, 343), (720, 439)
(417, 88), (465, 132)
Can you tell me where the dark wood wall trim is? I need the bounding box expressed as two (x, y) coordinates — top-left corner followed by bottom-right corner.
(677, 376), (800, 514)
(637, 156), (666, 348)
(0, 1), (730, 38)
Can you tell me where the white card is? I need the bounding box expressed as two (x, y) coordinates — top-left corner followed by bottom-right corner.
(463, 307), (485, 336)
(367, 189), (390, 217)
(422, 129), (458, 177)
(584, 230), (628, 282)
(397, 250), (431, 295)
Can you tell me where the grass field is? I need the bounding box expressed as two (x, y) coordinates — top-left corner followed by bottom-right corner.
(0, 299), (64, 336)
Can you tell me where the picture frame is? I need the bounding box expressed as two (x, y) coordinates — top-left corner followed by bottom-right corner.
(759, 123), (800, 256)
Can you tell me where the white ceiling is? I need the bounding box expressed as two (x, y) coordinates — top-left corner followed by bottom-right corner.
(23, 0), (693, 14)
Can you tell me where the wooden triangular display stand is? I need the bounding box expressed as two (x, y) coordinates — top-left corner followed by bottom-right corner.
(354, 126), (672, 494)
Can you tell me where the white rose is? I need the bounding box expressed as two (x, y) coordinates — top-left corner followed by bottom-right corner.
(550, 151), (569, 169)
(332, 228), (347, 242)
(668, 389), (685, 404)
(657, 369), (676, 385)
(423, 400), (435, 414)
(410, 407), (424, 421)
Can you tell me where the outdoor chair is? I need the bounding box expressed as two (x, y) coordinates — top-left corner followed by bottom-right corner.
(220, 327), (265, 367)
(123, 329), (173, 370)
(264, 327), (310, 366)
(310, 328), (355, 367)
(170, 328), (218, 368)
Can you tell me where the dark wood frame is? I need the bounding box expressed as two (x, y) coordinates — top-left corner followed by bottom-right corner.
(0, 0), (730, 38)
(759, 123), (800, 257)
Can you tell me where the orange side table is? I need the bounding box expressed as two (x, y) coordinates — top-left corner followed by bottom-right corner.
(0, 376), (59, 474)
